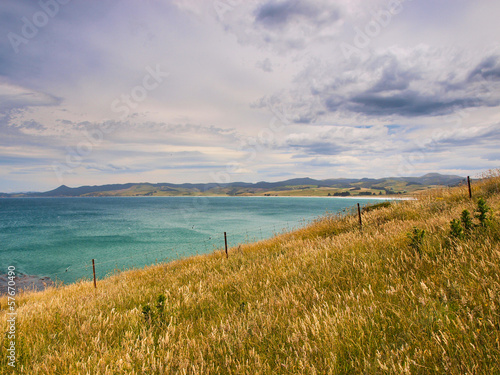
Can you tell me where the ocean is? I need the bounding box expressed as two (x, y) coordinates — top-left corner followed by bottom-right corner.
(0, 196), (390, 284)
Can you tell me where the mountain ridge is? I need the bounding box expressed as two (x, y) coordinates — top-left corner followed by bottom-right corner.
(0, 173), (465, 197)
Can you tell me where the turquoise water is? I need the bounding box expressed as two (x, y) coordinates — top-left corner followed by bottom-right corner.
(0, 197), (389, 284)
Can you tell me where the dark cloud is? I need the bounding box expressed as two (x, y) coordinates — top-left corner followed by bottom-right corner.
(271, 50), (500, 121)
(344, 91), (482, 117)
(255, 0), (339, 29)
(347, 54), (500, 117)
(20, 120), (46, 131)
(367, 58), (420, 93)
(218, 0), (344, 52)
(467, 55), (500, 82)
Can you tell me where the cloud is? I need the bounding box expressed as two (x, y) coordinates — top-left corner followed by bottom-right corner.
(284, 125), (393, 156)
(0, 81), (61, 112)
(1, 0), (500, 191)
(282, 119), (500, 169)
(254, 0), (340, 29)
(301, 157), (342, 167)
(417, 123), (500, 151)
(82, 162), (137, 173)
(345, 91), (482, 117)
(0, 155), (51, 166)
(467, 55), (500, 82)
(214, 0), (345, 52)
(256, 58), (273, 72)
(260, 47), (500, 122)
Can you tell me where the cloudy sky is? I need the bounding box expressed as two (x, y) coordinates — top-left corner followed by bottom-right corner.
(1, 0), (499, 192)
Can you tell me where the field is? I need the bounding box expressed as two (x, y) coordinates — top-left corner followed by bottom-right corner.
(1, 171), (499, 374)
(80, 181), (438, 197)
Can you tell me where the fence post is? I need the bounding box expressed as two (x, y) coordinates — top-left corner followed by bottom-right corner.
(92, 259), (96, 288)
(224, 232), (228, 258)
(357, 203), (362, 229)
(467, 176), (472, 199)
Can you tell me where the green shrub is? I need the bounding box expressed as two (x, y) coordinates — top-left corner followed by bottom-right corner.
(476, 197), (491, 227)
(449, 219), (463, 239)
(461, 210), (473, 232)
(448, 199), (495, 241)
(142, 294), (167, 326)
(407, 227), (426, 253)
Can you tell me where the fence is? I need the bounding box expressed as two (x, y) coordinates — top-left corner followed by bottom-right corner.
(46, 215), (322, 287)
(10, 178), (476, 290)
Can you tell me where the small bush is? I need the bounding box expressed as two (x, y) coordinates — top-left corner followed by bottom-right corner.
(156, 294), (166, 310)
(407, 227), (426, 253)
(142, 294), (167, 326)
(476, 197), (491, 227)
(448, 198), (495, 241)
(460, 210), (473, 232)
(449, 219), (463, 239)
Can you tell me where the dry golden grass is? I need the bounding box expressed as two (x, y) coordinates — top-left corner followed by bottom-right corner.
(1, 170), (500, 374)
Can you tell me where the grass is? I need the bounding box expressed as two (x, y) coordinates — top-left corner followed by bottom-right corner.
(1, 170), (500, 374)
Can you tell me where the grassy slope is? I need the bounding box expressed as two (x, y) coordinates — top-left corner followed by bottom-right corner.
(1, 172), (500, 374)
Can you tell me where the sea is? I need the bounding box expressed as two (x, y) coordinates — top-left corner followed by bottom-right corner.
(0, 196), (391, 285)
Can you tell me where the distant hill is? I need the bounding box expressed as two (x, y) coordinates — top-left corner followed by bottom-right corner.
(0, 173), (465, 197)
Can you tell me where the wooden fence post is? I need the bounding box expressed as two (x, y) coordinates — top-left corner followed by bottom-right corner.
(467, 176), (472, 199)
(224, 232), (228, 258)
(92, 259), (96, 288)
(357, 203), (362, 229)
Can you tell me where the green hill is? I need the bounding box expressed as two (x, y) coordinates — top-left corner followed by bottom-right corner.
(2, 173), (465, 197)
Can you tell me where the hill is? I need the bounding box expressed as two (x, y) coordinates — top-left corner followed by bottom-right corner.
(1, 173), (465, 197)
(1, 170), (498, 373)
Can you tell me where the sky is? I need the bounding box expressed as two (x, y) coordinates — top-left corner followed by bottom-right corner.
(0, 0), (499, 192)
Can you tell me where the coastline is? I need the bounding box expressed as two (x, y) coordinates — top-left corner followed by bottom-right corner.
(0, 196), (408, 292)
(0, 195), (415, 199)
(0, 274), (54, 296)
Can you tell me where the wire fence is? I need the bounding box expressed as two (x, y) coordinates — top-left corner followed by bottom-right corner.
(1, 177), (482, 293)
(45, 214), (331, 285)
(4, 198), (396, 290)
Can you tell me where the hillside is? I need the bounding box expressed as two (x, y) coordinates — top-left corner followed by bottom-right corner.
(1, 171), (499, 374)
(1, 173), (464, 197)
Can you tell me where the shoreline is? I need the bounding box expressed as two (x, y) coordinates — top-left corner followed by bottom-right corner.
(0, 197), (409, 295)
(0, 195), (415, 200)
(0, 274), (54, 296)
